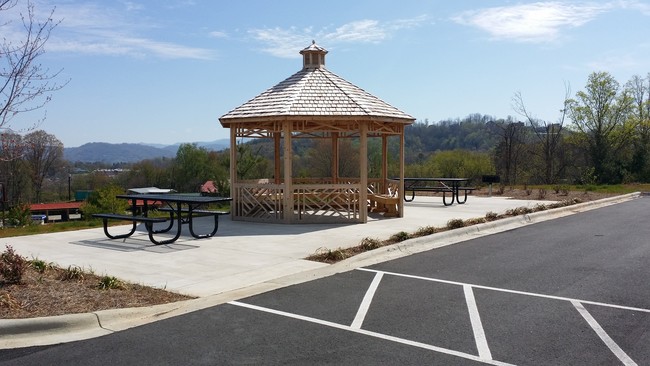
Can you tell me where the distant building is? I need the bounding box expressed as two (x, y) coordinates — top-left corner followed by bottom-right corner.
(30, 202), (83, 223)
(200, 181), (219, 195)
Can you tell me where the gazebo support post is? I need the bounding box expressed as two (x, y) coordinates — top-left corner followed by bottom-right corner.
(283, 121), (293, 223)
(381, 134), (388, 194)
(360, 122), (368, 223)
(230, 127), (238, 217)
(274, 132), (281, 184)
(331, 132), (339, 184)
(398, 126), (405, 217)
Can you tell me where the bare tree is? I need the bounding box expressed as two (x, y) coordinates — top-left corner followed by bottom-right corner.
(1, 0), (66, 136)
(512, 86), (570, 184)
(24, 129), (63, 202)
(488, 117), (528, 185)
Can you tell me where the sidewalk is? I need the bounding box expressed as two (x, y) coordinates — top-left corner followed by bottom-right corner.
(0, 194), (639, 348)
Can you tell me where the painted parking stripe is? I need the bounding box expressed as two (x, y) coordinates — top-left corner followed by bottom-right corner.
(351, 271), (383, 329)
(229, 300), (516, 366)
(464, 285), (492, 360)
(357, 268), (650, 314)
(572, 301), (638, 366)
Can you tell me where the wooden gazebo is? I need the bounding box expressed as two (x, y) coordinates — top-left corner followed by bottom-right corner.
(219, 42), (415, 224)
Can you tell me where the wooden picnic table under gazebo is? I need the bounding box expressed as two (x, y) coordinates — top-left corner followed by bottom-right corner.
(219, 41), (415, 224)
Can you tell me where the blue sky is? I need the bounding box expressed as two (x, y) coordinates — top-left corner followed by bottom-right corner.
(4, 0), (650, 147)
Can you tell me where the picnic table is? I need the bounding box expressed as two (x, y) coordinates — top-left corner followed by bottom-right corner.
(93, 194), (232, 245)
(401, 177), (474, 206)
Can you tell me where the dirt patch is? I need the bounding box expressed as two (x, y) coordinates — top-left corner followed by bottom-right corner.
(1, 263), (194, 319)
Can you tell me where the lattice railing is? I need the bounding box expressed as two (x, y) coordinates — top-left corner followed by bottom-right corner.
(234, 183), (284, 222)
(232, 182), (362, 223)
(292, 185), (360, 223)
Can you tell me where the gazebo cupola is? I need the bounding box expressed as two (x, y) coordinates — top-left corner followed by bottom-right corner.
(300, 40), (327, 69)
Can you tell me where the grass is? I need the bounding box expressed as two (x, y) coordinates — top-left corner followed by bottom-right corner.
(0, 220), (103, 238)
(534, 183), (650, 194)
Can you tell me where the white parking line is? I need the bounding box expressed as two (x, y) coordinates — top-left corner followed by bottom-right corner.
(357, 268), (650, 314)
(351, 271), (383, 329)
(229, 300), (516, 366)
(572, 301), (638, 366)
(464, 285), (492, 360)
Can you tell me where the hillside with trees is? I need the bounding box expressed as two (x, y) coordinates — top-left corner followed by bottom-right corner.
(1, 71), (649, 211)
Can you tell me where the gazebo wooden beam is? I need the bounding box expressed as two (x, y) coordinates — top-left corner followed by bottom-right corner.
(274, 132), (281, 184)
(283, 121), (293, 224)
(331, 132), (339, 184)
(359, 122), (368, 223)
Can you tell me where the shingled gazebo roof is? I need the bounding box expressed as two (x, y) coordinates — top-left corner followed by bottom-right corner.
(219, 42), (414, 124)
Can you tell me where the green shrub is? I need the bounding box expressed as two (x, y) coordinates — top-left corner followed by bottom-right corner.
(446, 218), (465, 229)
(360, 237), (381, 251)
(485, 211), (498, 221)
(415, 226), (437, 237)
(533, 203), (548, 212)
(464, 217), (486, 225)
(390, 231), (410, 242)
(7, 204), (31, 227)
(98, 276), (124, 290)
(29, 258), (52, 274)
(514, 206), (533, 215)
(60, 265), (84, 282)
(0, 245), (27, 284)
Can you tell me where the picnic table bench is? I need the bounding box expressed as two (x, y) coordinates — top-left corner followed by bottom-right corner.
(156, 207), (230, 237)
(92, 213), (168, 240)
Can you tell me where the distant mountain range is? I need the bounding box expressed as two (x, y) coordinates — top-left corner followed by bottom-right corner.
(64, 139), (230, 163)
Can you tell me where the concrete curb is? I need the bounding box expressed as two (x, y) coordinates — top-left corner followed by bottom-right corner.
(0, 192), (640, 349)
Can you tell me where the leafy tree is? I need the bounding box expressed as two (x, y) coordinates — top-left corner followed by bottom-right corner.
(172, 143), (211, 192)
(119, 158), (172, 189)
(567, 72), (635, 183)
(626, 74), (650, 181)
(81, 185), (129, 217)
(236, 143), (268, 180)
(23, 130), (63, 202)
(0, 131), (29, 205)
(405, 150), (493, 183)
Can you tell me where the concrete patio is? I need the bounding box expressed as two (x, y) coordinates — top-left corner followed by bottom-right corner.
(5, 196), (577, 297)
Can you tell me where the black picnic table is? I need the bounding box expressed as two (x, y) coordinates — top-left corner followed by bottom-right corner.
(400, 177), (473, 206)
(93, 194), (232, 245)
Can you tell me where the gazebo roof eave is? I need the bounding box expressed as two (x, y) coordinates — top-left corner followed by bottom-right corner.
(219, 114), (415, 127)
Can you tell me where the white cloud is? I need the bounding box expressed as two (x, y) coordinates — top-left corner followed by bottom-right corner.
(248, 27), (313, 58)
(587, 46), (650, 71)
(208, 31), (228, 39)
(25, 1), (215, 60)
(324, 20), (386, 43)
(249, 15), (429, 58)
(619, 0), (650, 15)
(453, 2), (612, 43)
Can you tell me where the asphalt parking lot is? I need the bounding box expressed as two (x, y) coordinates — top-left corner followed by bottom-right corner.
(230, 196), (650, 365)
(1, 197), (648, 365)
